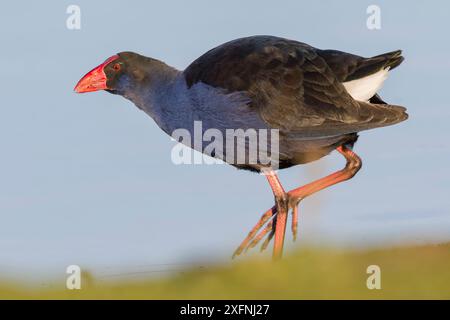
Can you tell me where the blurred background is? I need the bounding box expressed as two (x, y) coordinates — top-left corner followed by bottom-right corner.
(0, 0), (449, 283)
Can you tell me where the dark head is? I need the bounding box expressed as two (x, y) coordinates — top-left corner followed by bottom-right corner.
(74, 52), (177, 96)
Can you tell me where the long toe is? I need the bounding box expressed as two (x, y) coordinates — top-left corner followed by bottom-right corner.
(232, 206), (277, 258)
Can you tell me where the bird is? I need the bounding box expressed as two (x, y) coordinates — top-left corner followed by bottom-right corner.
(74, 35), (408, 260)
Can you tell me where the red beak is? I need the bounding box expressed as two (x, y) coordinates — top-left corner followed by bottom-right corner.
(74, 55), (119, 93)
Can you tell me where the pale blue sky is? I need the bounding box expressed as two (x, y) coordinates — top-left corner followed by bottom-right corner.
(0, 1), (449, 279)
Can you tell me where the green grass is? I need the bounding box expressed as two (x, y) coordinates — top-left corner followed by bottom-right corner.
(1, 243), (449, 299)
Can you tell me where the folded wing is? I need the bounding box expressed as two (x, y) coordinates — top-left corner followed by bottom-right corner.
(184, 36), (407, 138)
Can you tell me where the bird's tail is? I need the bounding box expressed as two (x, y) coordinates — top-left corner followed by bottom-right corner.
(348, 50), (404, 81)
(355, 100), (408, 131)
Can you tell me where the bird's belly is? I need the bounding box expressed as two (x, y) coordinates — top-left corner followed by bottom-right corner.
(171, 124), (358, 172)
(279, 133), (359, 168)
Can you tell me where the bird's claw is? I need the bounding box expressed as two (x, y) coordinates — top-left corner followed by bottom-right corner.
(233, 196), (301, 258)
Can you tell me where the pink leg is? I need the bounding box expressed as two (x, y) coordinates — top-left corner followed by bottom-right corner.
(291, 205), (298, 241)
(266, 173), (288, 260)
(233, 145), (362, 260)
(287, 146), (362, 201)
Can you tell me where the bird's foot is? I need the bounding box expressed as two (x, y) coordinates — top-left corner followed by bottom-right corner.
(233, 145), (362, 259)
(232, 193), (301, 259)
(232, 205), (277, 258)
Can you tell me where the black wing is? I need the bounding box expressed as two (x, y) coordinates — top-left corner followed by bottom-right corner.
(317, 49), (404, 82)
(184, 36), (407, 137)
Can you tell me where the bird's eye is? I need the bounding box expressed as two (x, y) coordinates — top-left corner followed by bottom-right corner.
(113, 63), (121, 71)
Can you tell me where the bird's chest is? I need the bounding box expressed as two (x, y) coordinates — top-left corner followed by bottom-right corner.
(158, 80), (268, 134)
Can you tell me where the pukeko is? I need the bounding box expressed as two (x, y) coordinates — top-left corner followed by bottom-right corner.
(75, 36), (408, 260)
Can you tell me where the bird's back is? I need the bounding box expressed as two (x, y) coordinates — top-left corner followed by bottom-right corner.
(184, 35), (407, 139)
